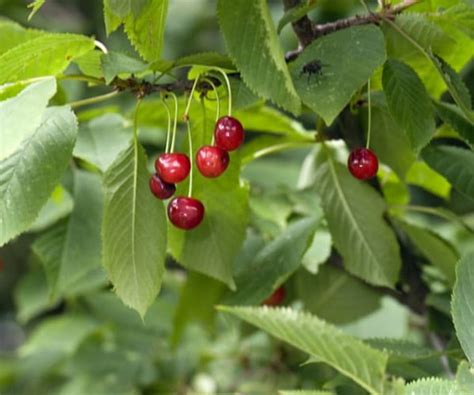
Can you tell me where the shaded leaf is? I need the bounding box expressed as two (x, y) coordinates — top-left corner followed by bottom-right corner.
(434, 101), (474, 148)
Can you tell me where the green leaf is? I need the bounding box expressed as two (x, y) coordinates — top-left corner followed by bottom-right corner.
(452, 252), (474, 364)
(301, 227), (332, 274)
(315, 153), (402, 287)
(382, 60), (436, 152)
(74, 114), (132, 172)
(430, 55), (473, 122)
(405, 161), (451, 199)
(289, 25), (386, 124)
(277, 0), (318, 34)
(369, 98), (416, 179)
(74, 50), (103, 79)
(422, 145), (474, 201)
(174, 51), (235, 70)
(0, 33), (94, 84)
(396, 220), (458, 286)
(0, 106), (77, 247)
(456, 360), (474, 393)
(0, 77), (56, 161)
(434, 101), (474, 148)
(217, 0), (301, 114)
(0, 20), (43, 55)
(405, 378), (458, 394)
(32, 170), (105, 298)
(365, 338), (439, 361)
(296, 265), (382, 324)
(101, 51), (149, 84)
(279, 391), (332, 395)
(102, 142), (167, 317)
(225, 216), (320, 305)
(104, 0), (169, 62)
(20, 315), (97, 357)
(431, 3), (474, 39)
(27, 0), (46, 20)
(219, 306), (388, 394)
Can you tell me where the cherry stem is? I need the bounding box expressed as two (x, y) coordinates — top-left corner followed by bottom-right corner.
(366, 78), (372, 149)
(203, 77), (220, 145)
(186, 121), (194, 198)
(184, 77), (200, 119)
(169, 91), (179, 153)
(211, 67), (232, 116)
(161, 96), (172, 153)
(133, 99), (142, 144)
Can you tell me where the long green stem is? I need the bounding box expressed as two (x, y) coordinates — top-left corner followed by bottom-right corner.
(58, 74), (104, 85)
(68, 90), (119, 109)
(161, 97), (172, 153)
(203, 77), (220, 145)
(133, 99), (142, 143)
(366, 79), (372, 149)
(211, 67), (232, 115)
(186, 121), (194, 197)
(183, 77), (200, 117)
(169, 91), (179, 153)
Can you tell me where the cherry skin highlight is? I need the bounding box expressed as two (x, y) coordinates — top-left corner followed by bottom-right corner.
(347, 148), (379, 180)
(214, 116), (244, 151)
(149, 173), (176, 200)
(196, 145), (230, 178)
(262, 286), (286, 306)
(167, 196), (205, 230)
(155, 153), (191, 184)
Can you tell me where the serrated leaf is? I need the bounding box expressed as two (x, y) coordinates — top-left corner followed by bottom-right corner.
(74, 114), (132, 172)
(369, 98), (416, 179)
(277, 0), (318, 34)
(225, 216), (320, 305)
(431, 55), (473, 122)
(32, 170), (106, 298)
(431, 3), (474, 39)
(422, 145), (474, 201)
(365, 338), (438, 361)
(434, 102), (474, 148)
(405, 378), (459, 394)
(290, 25), (386, 124)
(0, 77), (56, 161)
(456, 361), (474, 393)
(174, 52), (235, 70)
(101, 51), (149, 84)
(452, 252), (474, 364)
(297, 265), (381, 324)
(0, 20), (44, 55)
(219, 306), (388, 394)
(0, 33), (94, 84)
(382, 60), (436, 152)
(102, 142), (167, 317)
(217, 0), (301, 114)
(315, 154), (401, 287)
(29, 185), (73, 232)
(0, 106), (77, 246)
(74, 50), (103, 79)
(104, 0), (168, 62)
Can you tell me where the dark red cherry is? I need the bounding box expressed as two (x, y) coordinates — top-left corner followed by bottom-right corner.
(214, 116), (244, 151)
(196, 145), (230, 178)
(149, 173), (176, 200)
(348, 148), (379, 180)
(263, 286), (286, 306)
(155, 153), (191, 184)
(167, 196), (205, 230)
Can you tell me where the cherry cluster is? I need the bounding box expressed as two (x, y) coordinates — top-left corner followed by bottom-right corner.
(149, 115), (244, 231)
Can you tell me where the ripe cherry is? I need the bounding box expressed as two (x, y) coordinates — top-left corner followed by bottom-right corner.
(149, 173), (176, 200)
(347, 148), (379, 180)
(168, 196), (205, 230)
(196, 145), (230, 178)
(263, 286), (286, 306)
(214, 116), (244, 151)
(155, 153), (191, 184)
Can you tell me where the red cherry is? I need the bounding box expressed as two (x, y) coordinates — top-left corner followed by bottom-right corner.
(149, 173), (176, 200)
(263, 286), (286, 306)
(196, 145), (230, 178)
(214, 116), (244, 151)
(155, 153), (191, 184)
(347, 148), (379, 180)
(168, 196), (205, 230)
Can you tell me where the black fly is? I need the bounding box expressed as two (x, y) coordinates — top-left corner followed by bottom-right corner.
(300, 59), (328, 83)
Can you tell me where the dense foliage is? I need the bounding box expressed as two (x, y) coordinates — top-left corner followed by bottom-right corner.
(0, 0), (473, 393)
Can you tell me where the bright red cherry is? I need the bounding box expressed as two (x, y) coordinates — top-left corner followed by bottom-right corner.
(196, 145), (230, 178)
(167, 196), (205, 230)
(155, 153), (191, 184)
(347, 148), (379, 180)
(214, 116), (244, 151)
(263, 286), (286, 306)
(149, 173), (176, 200)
